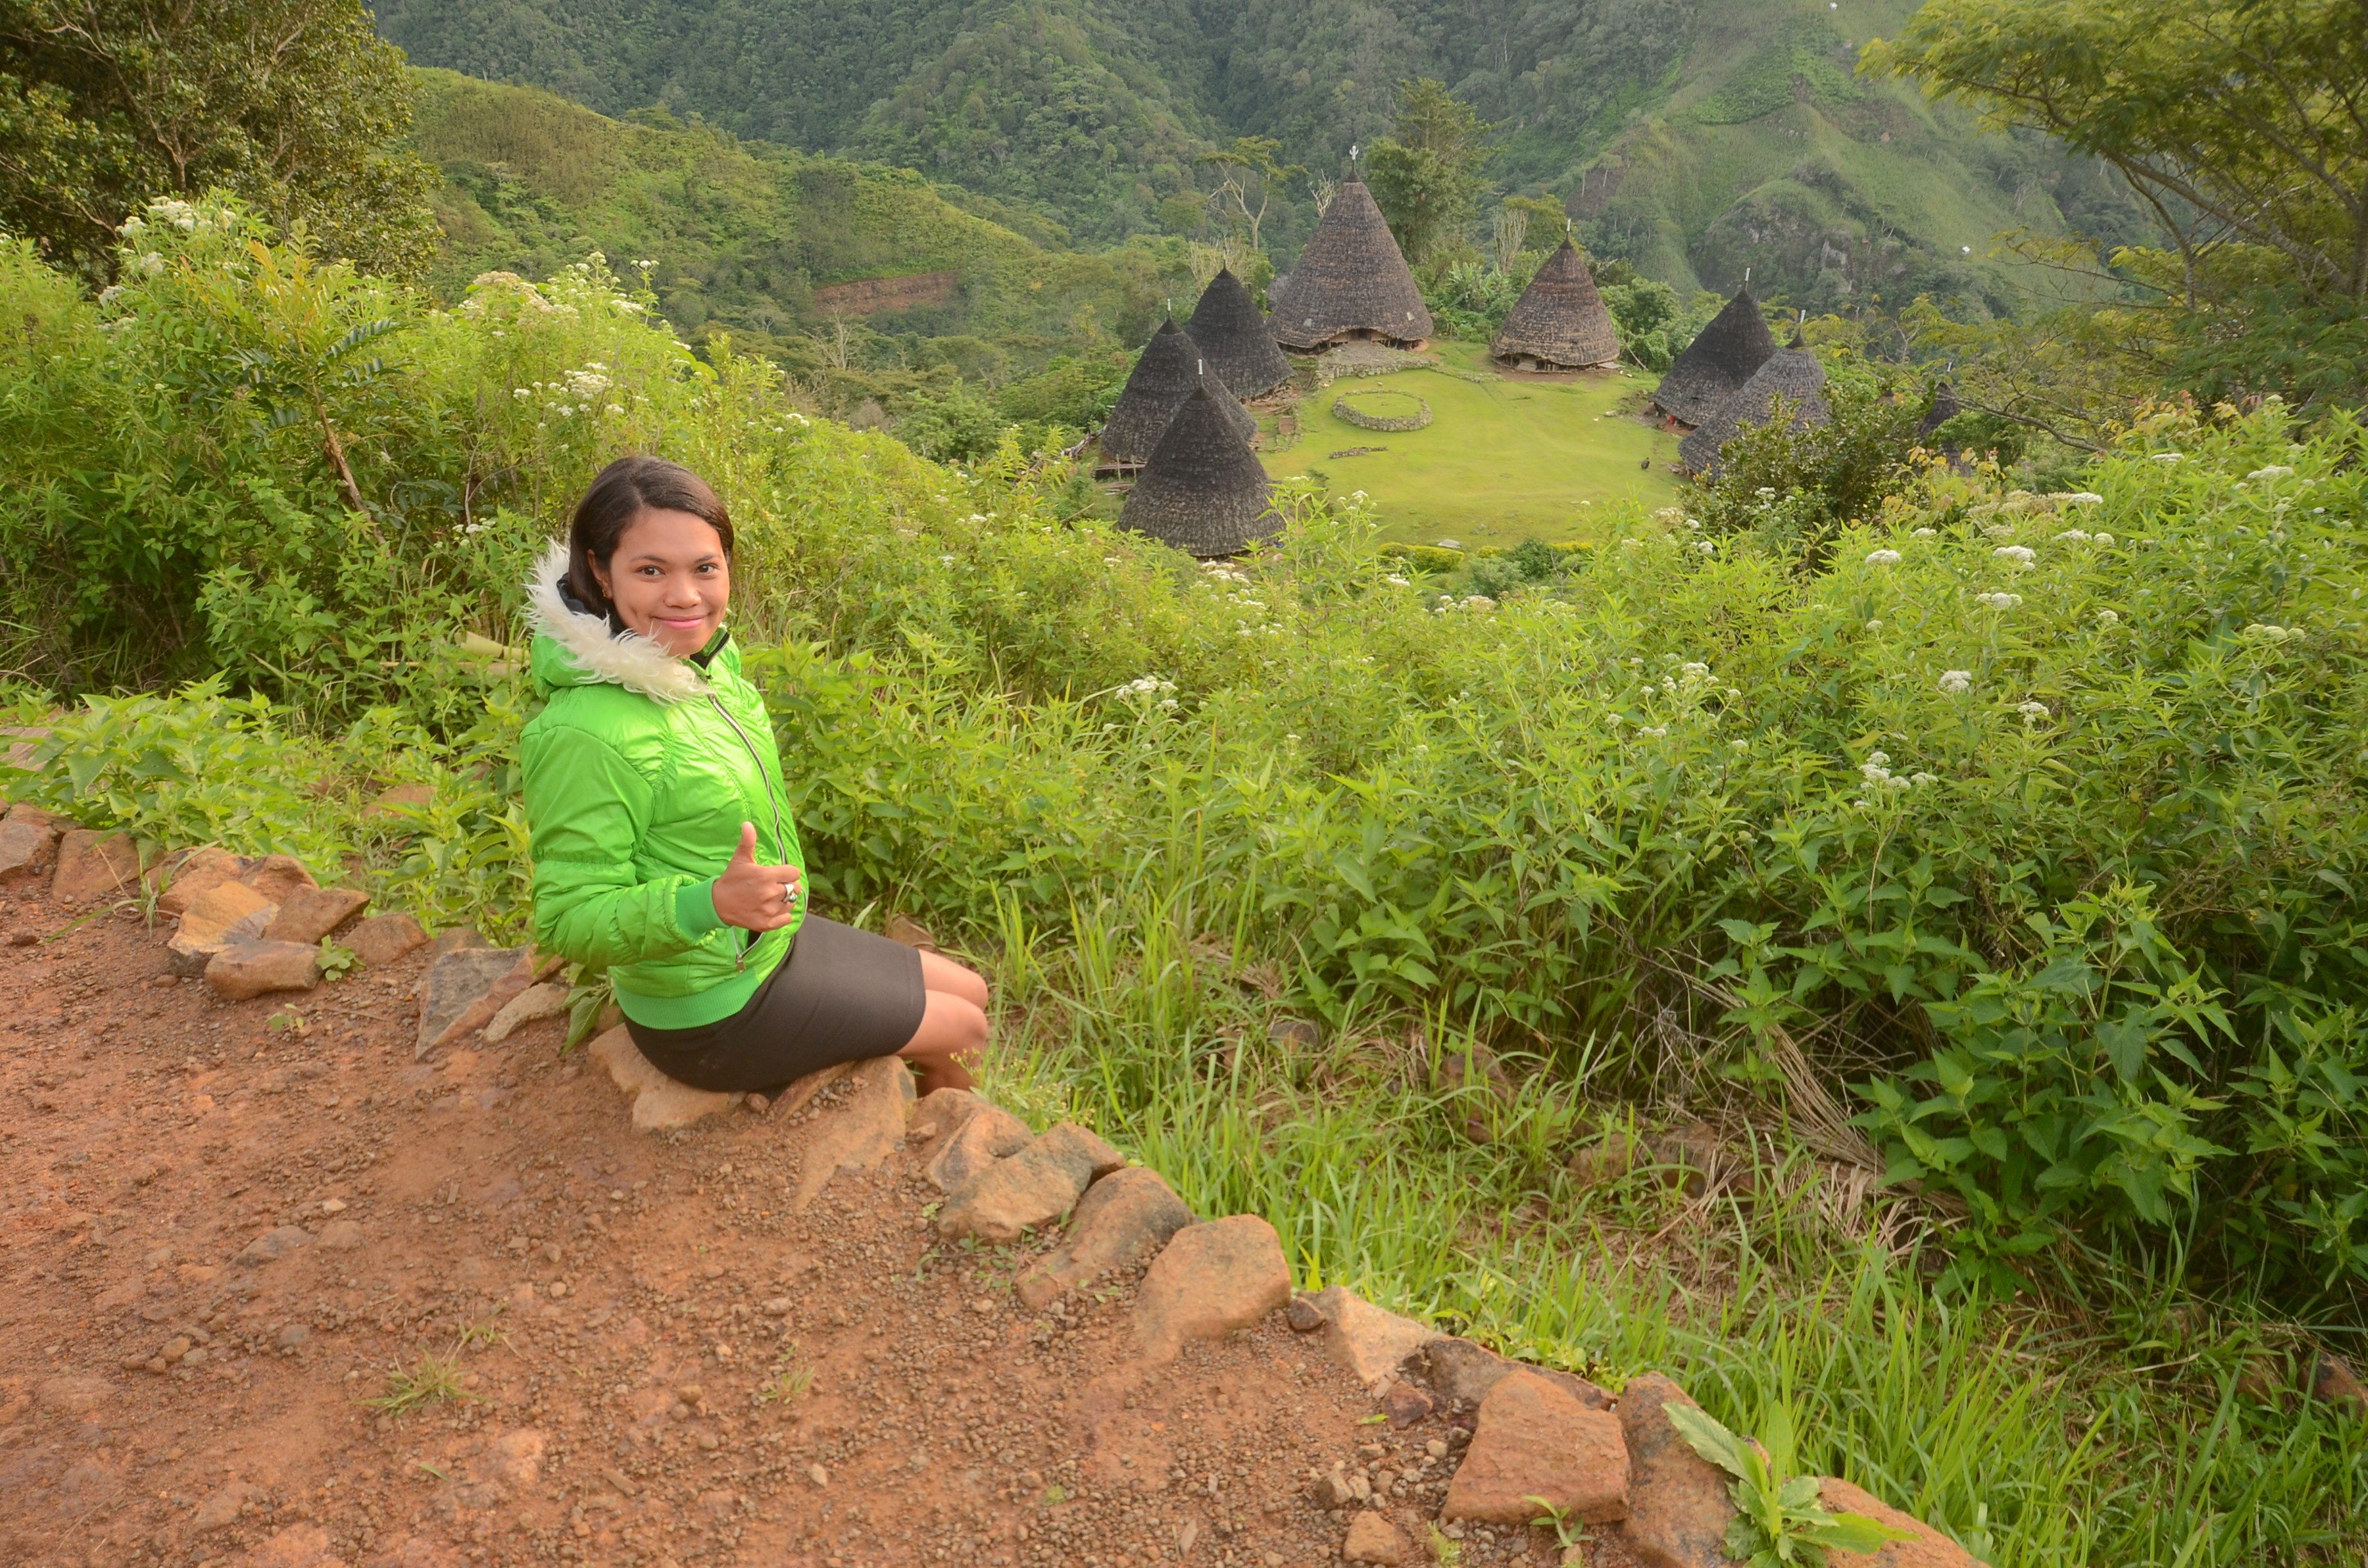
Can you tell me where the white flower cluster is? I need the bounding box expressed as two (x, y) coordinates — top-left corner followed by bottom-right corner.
(1984, 523), (2018, 541)
(1200, 562), (1253, 586)
(2016, 700), (2051, 721)
(1994, 545), (2035, 568)
(2248, 466), (2296, 482)
(1123, 674), (1180, 710)
(1974, 591), (2023, 610)
(2151, 452), (2183, 464)
(2065, 492), (2105, 505)
(2242, 623), (2303, 646)
(2057, 529), (2093, 542)
(1866, 548), (1903, 566)
(1859, 751), (1939, 793)
(2095, 608), (2120, 626)
(1939, 670), (1973, 695)
(1385, 575), (1411, 587)
(1911, 527), (1937, 538)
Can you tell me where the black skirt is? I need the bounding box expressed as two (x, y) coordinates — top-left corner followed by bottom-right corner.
(625, 914), (926, 1094)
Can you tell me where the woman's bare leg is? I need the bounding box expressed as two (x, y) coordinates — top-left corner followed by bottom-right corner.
(899, 952), (991, 1095)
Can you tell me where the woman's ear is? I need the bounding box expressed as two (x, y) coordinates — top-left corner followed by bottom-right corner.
(586, 553), (612, 602)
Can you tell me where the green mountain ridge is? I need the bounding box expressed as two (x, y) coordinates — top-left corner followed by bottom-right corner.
(379, 0), (2150, 310)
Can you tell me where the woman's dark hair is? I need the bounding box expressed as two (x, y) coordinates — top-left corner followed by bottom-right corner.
(566, 455), (734, 620)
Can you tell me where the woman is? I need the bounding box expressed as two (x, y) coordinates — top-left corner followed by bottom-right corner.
(520, 455), (989, 1099)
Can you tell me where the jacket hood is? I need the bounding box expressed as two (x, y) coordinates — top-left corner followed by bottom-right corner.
(525, 540), (714, 703)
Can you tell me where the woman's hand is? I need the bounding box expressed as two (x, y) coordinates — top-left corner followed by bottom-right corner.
(711, 821), (803, 932)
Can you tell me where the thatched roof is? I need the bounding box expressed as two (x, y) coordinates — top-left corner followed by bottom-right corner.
(1118, 387), (1281, 557)
(1267, 181), (1433, 351)
(1097, 318), (1257, 467)
(1677, 339), (1830, 477)
(1490, 240), (1621, 369)
(1186, 268), (1294, 398)
(1652, 286), (1777, 427)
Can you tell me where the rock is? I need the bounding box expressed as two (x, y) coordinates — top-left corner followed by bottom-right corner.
(884, 911), (938, 951)
(1652, 1121), (1732, 1198)
(1312, 1471), (1358, 1508)
(429, 925), (497, 955)
(192, 1481), (252, 1532)
(484, 981), (569, 1043)
(364, 783), (435, 821)
(1617, 1373), (1735, 1568)
(166, 881), (278, 976)
(1133, 1214), (1293, 1364)
(1015, 1166), (1194, 1307)
(205, 940), (322, 1000)
(50, 829), (139, 904)
(234, 1225), (315, 1266)
(264, 885), (369, 945)
(416, 945), (525, 1053)
(1818, 1479), (1986, 1567)
(1411, 1337), (1613, 1412)
(924, 1102), (1033, 1192)
(275, 1323), (311, 1349)
(319, 1220), (366, 1252)
(1384, 1381), (1435, 1426)
(1287, 1295), (1329, 1332)
(243, 1521), (343, 1568)
(237, 854), (318, 902)
(2314, 1353), (2366, 1416)
(1267, 1017), (1322, 1049)
(936, 1122), (1122, 1243)
(479, 1428), (548, 1490)
(1304, 1286), (1442, 1387)
(155, 847), (245, 915)
(1443, 1369), (1627, 1524)
(1344, 1512), (1413, 1565)
(0, 804), (62, 888)
(791, 1055), (915, 1207)
(910, 1086), (991, 1146)
(1567, 1128), (1644, 1188)
(588, 1025), (743, 1131)
(347, 912), (427, 967)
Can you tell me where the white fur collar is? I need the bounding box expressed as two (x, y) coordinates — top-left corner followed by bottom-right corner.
(524, 540), (712, 703)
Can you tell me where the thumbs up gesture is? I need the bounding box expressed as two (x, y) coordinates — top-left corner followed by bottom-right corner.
(711, 821), (804, 932)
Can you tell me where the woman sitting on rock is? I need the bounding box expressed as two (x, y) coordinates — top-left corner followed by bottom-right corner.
(519, 455), (990, 1098)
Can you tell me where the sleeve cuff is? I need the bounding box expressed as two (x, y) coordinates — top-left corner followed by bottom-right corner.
(675, 878), (726, 936)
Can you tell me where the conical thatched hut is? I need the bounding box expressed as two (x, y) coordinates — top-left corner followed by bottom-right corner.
(1119, 387), (1280, 557)
(1267, 180), (1433, 352)
(1096, 318), (1257, 471)
(1490, 239), (1621, 370)
(1677, 335), (1829, 477)
(1186, 268), (1294, 398)
(1652, 286), (1778, 427)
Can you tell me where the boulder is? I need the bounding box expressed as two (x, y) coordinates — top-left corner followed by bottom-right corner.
(1617, 1374), (1736, 1568)
(238, 854), (318, 902)
(264, 885), (370, 945)
(155, 847), (245, 915)
(910, 1086), (991, 1146)
(1819, 1478), (1987, 1568)
(206, 940), (323, 1000)
(1016, 1166), (1194, 1307)
(1411, 1337), (1613, 1412)
(416, 945), (525, 1054)
(167, 881), (278, 976)
(1134, 1214), (1293, 1364)
(1343, 1512), (1414, 1565)
(1443, 1369), (1627, 1524)
(924, 1102), (1033, 1192)
(936, 1123), (1125, 1244)
(789, 1054), (915, 1208)
(0, 804), (62, 888)
(484, 981), (570, 1043)
(347, 912), (427, 967)
(588, 1026), (741, 1131)
(1303, 1286), (1442, 1387)
(51, 828), (139, 904)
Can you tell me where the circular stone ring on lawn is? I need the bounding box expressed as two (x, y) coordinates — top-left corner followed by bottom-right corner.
(1331, 389), (1433, 433)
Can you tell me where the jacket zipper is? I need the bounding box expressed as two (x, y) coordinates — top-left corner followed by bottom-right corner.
(706, 693), (791, 971)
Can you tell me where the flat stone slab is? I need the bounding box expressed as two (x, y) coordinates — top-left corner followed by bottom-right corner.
(167, 881), (277, 976)
(347, 912), (427, 967)
(588, 1026), (743, 1131)
(1443, 1368), (1627, 1524)
(238, 854), (318, 902)
(937, 1122), (1124, 1243)
(1820, 1478), (1987, 1568)
(205, 939), (322, 1000)
(1017, 1166), (1192, 1308)
(1304, 1286), (1442, 1388)
(156, 847), (245, 915)
(416, 945), (525, 1054)
(51, 828), (139, 905)
(791, 1055), (915, 1208)
(924, 1101), (1032, 1192)
(1133, 1214), (1292, 1364)
(1618, 1373), (1735, 1568)
(484, 981), (570, 1042)
(0, 807), (61, 888)
(265, 885), (369, 945)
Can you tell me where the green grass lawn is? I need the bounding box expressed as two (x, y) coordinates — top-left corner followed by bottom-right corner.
(1260, 341), (1686, 548)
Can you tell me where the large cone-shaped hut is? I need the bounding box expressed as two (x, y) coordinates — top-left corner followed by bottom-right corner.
(1096, 318), (1257, 471)
(1186, 268), (1294, 398)
(1267, 181), (1433, 352)
(1490, 239), (1621, 370)
(1652, 286), (1778, 427)
(1677, 334), (1830, 477)
(1119, 387), (1280, 557)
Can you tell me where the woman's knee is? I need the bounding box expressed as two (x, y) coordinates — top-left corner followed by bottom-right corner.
(903, 991), (989, 1058)
(919, 951), (991, 1011)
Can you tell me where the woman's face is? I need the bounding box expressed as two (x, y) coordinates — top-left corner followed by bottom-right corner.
(591, 508), (731, 657)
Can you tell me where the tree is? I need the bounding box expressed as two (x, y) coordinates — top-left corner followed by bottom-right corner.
(1365, 78), (1492, 263)
(1871, 0), (2368, 417)
(1196, 135), (1302, 256)
(0, 0), (439, 282)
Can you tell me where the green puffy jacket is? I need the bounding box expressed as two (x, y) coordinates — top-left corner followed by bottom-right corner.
(518, 544), (803, 1028)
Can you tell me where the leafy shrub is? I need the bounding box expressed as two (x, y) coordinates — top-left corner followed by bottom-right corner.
(1682, 359), (1935, 557)
(894, 379), (1008, 462)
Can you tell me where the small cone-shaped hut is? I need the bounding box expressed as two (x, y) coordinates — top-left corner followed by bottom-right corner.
(1652, 286), (1778, 427)
(1186, 268), (1294, 398)
(1119, 387), (1281, 557)
(1490, 239), (1621, 370)
(1096, 318), (1257, 470)
(1267, 180), (1433, 352)
(1677, 334), (1830, 477)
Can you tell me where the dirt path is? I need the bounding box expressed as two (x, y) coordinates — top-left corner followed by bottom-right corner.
(0, 886), (1529, 1568)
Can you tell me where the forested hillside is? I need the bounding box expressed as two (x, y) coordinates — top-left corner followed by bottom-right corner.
(377, 0), (2147, 307)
